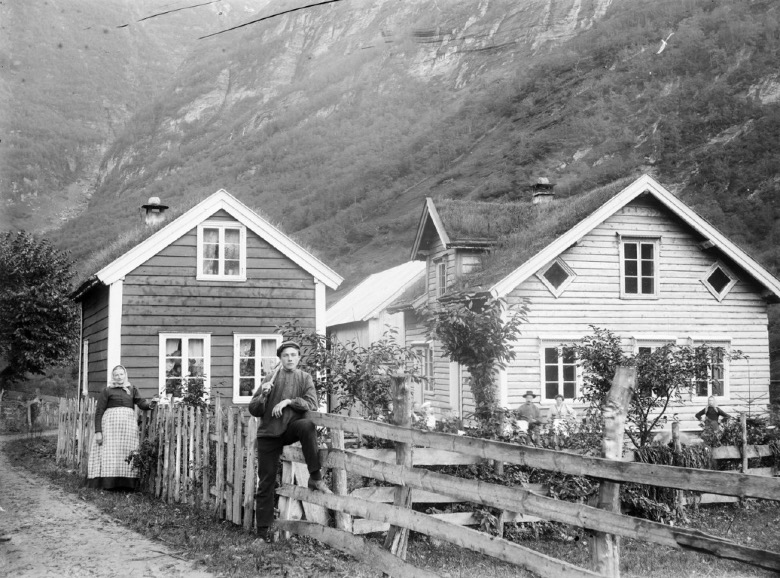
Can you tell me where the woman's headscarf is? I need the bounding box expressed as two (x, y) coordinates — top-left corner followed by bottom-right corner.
(108, 364), (132, 395)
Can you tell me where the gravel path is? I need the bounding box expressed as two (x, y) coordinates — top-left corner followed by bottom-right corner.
(0, 434), (214, 577)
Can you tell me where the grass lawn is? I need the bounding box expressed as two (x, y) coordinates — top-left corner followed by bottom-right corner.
(4, 435), (778, 578)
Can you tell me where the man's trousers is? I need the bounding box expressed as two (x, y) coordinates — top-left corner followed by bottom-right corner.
(254, 417), (322, 530)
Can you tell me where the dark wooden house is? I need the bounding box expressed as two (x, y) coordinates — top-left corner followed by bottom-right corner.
(72, 189), (343, 404)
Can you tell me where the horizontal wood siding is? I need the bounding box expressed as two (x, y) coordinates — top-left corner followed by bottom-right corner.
(82, 284), (109, 395)
(504, 198), (771, 418)
(330, 322), (370, 348)
(120, 219), (316, 401)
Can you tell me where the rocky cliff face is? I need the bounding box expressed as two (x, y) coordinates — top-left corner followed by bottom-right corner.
(0, 0), (258, 233)
(94, 0), (612, 186)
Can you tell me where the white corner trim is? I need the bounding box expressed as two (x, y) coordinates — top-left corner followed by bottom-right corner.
(449, 362), (460, 415)
(106, 279), (124, 383)
(315, 280), (327, 336)
(499, 366), (508, 408)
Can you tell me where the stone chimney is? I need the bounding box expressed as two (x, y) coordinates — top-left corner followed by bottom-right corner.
(531, 177), (556, 205)
(141, 197), (169, 226)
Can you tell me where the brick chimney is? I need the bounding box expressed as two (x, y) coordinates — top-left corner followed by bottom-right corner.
(531, 177), (556, 205)
(141, 197), (169, 226)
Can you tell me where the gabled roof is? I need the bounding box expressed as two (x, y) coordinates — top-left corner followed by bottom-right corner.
(484, 174), (780, 301)
(75, 189), (343, 299)
(386, 274), (427, 314)
(327, 261), (426, 326)
(410, 197), (531, 259)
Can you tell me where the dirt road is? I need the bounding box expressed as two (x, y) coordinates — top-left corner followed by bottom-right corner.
(0, 434), (214, 577)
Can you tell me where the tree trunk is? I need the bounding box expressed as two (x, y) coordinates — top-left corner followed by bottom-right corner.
(590, 366), (635, 578)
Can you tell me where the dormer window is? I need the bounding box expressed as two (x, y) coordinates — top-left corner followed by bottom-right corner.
(197, 222), (246, 281)
(701, 262), (736, 302)
(536, 258), (576, 298)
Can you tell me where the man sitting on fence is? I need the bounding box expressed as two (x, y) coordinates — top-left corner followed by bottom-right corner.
(248, 340), (331, 543)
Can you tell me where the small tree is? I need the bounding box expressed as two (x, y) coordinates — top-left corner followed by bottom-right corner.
(277, 322), (420, 420)
(0, 232), (78, 384)
(427, 295), (527, 426)
(573, 326), (742, 448)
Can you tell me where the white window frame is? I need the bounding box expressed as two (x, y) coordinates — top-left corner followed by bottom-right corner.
(436, 259), (447, 298)
(411, 342), (435, 393)
(619, 236), (660, 299)
(539, 339), (581, 403)
(700, 261), (737, 302)
(536, 258), (576, 298)
(196, 222), (247, 281)
(689, 337), (731, 401)
(631, 335), (679, 354)
(158, 333), (212, 402)
(232, 334), (282, 404)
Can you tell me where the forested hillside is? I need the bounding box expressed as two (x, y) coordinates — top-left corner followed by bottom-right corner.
(0, 0), (260, 232)
(5, 0), (780, 372)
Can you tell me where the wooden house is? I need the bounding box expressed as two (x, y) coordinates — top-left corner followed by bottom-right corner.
(72, 190), (343, 405)
(393, 174), (780, 426)
(327, 260), (426, 404)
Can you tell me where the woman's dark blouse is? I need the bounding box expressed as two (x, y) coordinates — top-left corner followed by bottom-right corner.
(94, 386), (153, 433)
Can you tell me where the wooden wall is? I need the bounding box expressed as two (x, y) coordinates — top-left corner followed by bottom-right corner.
(504, 196), (771, 418)
(118, 210), (317, 401)
(82, 284), (109, 394)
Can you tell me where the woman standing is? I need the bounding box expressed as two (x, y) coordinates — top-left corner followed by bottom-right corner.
(550, 394), (577, 435)
(87, 365), (157, 490)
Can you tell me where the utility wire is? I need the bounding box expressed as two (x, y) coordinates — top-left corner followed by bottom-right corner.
(198, 0), (346, 40)
(116, 0), (221, 29)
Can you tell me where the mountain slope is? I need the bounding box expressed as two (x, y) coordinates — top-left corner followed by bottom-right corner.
(0, 0), (261, 232)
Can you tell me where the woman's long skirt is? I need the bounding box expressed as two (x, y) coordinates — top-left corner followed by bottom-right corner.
(86, 407), (140, 490)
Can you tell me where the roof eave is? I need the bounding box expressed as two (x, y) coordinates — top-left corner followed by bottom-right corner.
(71, 275), (103, 302)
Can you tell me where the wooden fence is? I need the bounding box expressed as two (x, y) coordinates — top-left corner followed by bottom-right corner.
(56, 378), (780, 578)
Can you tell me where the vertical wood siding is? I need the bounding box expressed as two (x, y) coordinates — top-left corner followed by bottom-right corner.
(118, 218), (316, 401)
(504, 197), (771, 418)
(82, 284), (109, 395)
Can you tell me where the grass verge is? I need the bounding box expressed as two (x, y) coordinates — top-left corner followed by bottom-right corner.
(4, 435), (779, 578)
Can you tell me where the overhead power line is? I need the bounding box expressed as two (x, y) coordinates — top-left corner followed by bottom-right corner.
(116, 0), (222, 29)
(198, 0), (346, 40)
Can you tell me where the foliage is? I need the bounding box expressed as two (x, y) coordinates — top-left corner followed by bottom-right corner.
(164, 374), (209, 408)
(126, 438), (159, 487)
(427, 295), (527, 425)
(277, 322), (420, 420)
(572, 326), (743, 448)
(0, 231), (79, 384)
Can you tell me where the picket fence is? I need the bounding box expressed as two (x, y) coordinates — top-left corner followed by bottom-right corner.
(55, 375), (780, 578)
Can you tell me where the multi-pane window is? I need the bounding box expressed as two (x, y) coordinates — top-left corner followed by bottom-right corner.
(413, 344), (434, 393)
(536, 258), (576, 298)
(694, 342), (727, 398)
(621, 238), (658, 298)
(159, 334), (211, 399)
(197, 223), (246, 280)
(701, 262), (737, 301)
(542, 345), (578, 401)
(436, 259), (447, 298)
(233, 334), (282, 403)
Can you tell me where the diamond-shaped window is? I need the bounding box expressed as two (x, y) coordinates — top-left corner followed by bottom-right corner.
(701, 262), (736, 301)
(537, 259), (576, 298)
(544, 262), (569, 289)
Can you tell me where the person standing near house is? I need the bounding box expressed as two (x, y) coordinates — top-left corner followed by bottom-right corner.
(248, 340), (331, 543)
(550, 394), (577, 434)
(515, 390), (542, 442)
(87, 365), (157, 490)
(695, 396), (731, 432)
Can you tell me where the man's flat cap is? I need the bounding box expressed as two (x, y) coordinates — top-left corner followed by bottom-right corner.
(277, 340), (301, 357)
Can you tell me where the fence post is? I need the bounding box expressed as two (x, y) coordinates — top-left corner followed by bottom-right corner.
(330, 426), (351, 531)
(741, 413), (748, 474)
(383, 373), (414, 560)
(590, 365), (635, 578)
